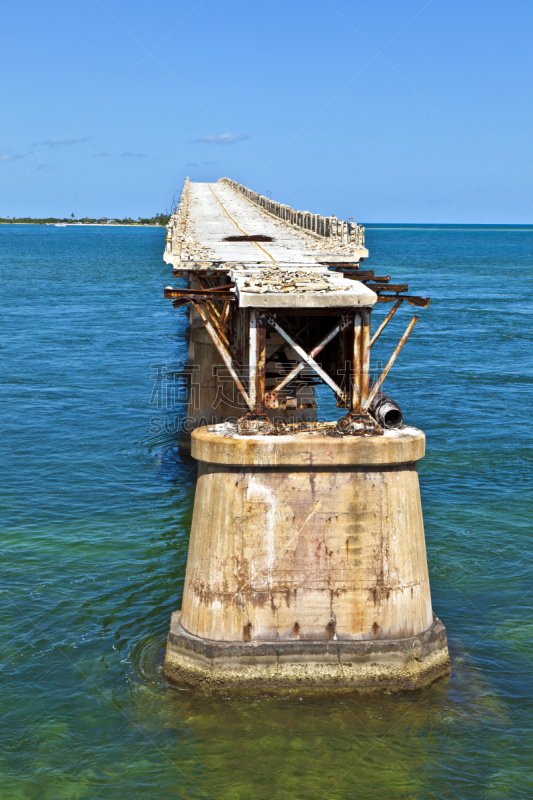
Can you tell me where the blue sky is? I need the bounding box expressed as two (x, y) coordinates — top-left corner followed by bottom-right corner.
(1, 0), (532, 222)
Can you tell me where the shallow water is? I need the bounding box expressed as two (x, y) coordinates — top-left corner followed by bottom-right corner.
(1, 223), (532, 799)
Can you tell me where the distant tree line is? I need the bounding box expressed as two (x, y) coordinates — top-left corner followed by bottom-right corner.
(0, 213), (171, 226)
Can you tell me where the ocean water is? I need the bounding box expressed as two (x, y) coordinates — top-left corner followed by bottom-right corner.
(1, 223), (532, 799)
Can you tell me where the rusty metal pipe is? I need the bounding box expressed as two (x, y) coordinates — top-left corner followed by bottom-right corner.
(367, 384), (403, 429)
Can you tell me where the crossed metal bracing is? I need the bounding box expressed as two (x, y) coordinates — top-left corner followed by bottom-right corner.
(164, 263), (429, 435)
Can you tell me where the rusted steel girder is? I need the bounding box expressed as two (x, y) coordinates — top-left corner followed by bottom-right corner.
(351, 309), (371, 412)
(248, 311), (267, 414)
(341, 270), (392, 282)
(370, 299), (404, 346)
(366, 283), (409, 293)
(164, 288), (234, 299)
(191, 300), (253, 411)
(377, 294), (430, 307)
(164, 268), (429, 436)
(364, 316), (419, 412)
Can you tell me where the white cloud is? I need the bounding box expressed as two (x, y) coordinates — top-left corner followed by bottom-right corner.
(35, 136), (91, 148)
(195, 133), (249, 145)
(0, 153), (22, 162)
(121, 151), (147, 158)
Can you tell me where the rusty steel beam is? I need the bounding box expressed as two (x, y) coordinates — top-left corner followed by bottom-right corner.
(164, 288), (233, 299)
(194, 275), (224, 324)
(360, 309), (371, 408)
(363, 316), (419, 412)
(352, 312), (363, 411)
(191, 301), (253, 411)
(191, 275), (235, 352)
(348, 270), (375, 279)
(377, 295), (430, 307)
(351, 309), (371, 411)
(248, 310), (259, 409)
(210, 310), (232, 351)
(205, 283), (235, 292)
(343, 271), (392, 282)
(255, 313), (267, 413)
(171, 296), (233, 313)
(366, 283), (409, 293)
(370, 299), (404, 347)
(194, 277), (235, 293)
(221, 299), (231, 325)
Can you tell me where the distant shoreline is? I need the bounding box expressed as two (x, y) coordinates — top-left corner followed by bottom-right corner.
(0, 222), (164, 227)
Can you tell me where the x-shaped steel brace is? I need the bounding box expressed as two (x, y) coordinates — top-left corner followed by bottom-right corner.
(265, 314), (347, 406)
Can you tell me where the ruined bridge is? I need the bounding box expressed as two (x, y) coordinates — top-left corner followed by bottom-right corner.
(163, 177), (368, 269)
(162, 177), (449, 692)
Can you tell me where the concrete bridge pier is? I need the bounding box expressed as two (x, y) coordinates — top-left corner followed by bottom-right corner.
(164, 425), (450, 691)
(163, 177), (449, 692)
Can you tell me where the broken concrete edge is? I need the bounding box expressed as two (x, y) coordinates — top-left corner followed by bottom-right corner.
(163, 612), (450, 692)
(232, 269), (378, 308)
(191, 424), (425, 467)
(236, 286), (377, 309)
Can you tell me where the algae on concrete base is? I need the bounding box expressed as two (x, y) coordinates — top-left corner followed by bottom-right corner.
(164, 612), (450, 692)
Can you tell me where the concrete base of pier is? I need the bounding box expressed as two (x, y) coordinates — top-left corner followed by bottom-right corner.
(165, 423), (450, 691)
(165, 611), (449, 691)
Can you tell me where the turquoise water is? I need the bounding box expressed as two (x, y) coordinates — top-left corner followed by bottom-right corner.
(1, 223), (532, 799)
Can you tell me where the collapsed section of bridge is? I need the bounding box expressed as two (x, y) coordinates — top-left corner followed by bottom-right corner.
(162, 178), (450, 691)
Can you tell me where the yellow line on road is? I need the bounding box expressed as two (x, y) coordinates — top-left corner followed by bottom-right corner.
(207, 183), (278, 264)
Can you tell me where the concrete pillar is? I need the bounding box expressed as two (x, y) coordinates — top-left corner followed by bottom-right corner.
(178, 325), (240, 456)
(165, 425), (450, 690)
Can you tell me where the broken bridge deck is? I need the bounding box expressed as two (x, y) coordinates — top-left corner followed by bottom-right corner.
(164, 178), (368, 270)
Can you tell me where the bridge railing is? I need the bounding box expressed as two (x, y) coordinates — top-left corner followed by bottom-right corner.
(166, 177), (190, 255)
(219, 177), (365, 248)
